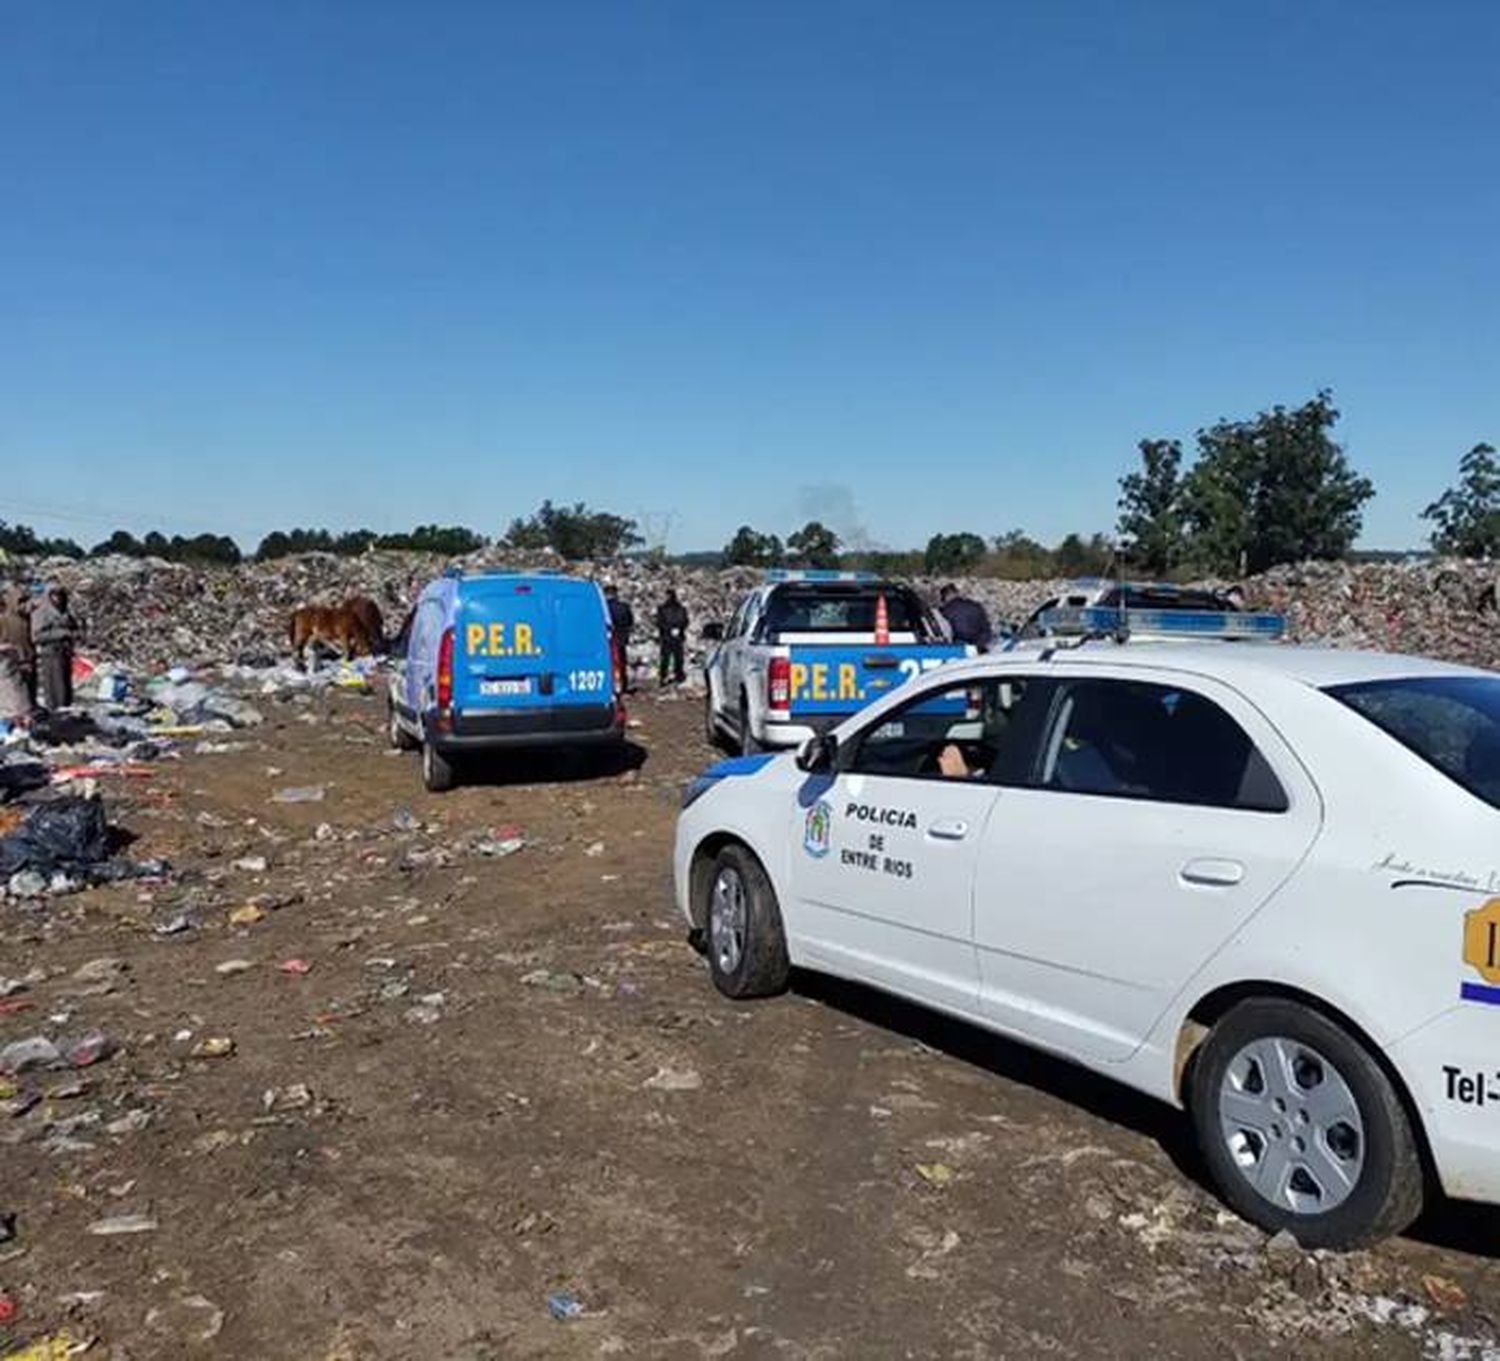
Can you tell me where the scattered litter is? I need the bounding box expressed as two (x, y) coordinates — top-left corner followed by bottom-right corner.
(271, 785), (326, 804)
(643, 1066), (702, 1092)
(190, 1037), (235, 1060)
(228, 904), (266, 927)
(86, 1213), (158, 1236)
(278, 958), (313, 976)
(214, 959), (255, 976)
(915, 1162), (955, 1187)
(232, 855), (268, 873)
(547, 1290), (584, 1322)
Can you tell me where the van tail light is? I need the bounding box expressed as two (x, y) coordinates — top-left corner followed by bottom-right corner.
(768, 656), (791, 712)
(436, 627), (455, 711)
(611, 636), (626, 694)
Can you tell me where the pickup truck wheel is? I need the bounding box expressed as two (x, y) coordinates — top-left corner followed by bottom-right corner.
(421, 738), (457, 793)
(704, 844), (789, 999)
(739, 696), (767, 755)
(1189, 998), (1424, 1248)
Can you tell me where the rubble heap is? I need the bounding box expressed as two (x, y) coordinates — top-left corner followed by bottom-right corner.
(10, 551), (1500, 675)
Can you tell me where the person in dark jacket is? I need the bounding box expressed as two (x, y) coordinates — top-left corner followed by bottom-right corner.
(655, 589), (689, 686)
(939, 584), (994, 652)
(604, 583), (635, 692)
(30, 584), (81, 711)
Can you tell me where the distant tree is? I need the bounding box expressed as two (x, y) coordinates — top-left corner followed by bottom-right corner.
(333, 529), (379, 556)
(255, 527), (340, 560)
(722, 525), (785, 568)
(504, 501), (643, 560)
(923, 532), (987, 575)
(92, 530), (146, 557)
(375, 524), (483, 555)
(1054, 532), (1113, 576)
(1117, 438), (1184, 576)
(786, 520), (841, 568)
(0, 521), (82, 558)
(169, 533), (241, 565)
(1422, 443), (1500, 558)
(1179, 391), (1373, 575)
(990, 529), (1052, 579)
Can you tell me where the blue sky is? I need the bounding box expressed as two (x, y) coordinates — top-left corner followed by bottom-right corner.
(3, 2), (1496, 553)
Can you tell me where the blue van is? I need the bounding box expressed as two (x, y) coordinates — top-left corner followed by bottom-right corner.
(387, 570), (624, 790)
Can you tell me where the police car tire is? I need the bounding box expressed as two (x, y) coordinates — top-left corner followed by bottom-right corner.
(706, 844), (790, 1000)
(1189, 998), (1424, 1249)
(421, 739), (457, 793)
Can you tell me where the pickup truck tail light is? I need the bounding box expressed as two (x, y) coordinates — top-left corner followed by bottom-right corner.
(436, 627), (455, 711)
(768, 656), (791, 712)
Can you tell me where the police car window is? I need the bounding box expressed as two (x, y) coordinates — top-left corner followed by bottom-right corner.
(1328, 675), (1500, 810)
(765, 589), (923, 637)
(846, 678), (1032, 782)
(1041, 679), (1288, 812)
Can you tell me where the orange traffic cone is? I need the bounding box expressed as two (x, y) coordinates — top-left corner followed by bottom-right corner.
(874, 592), (890, 645)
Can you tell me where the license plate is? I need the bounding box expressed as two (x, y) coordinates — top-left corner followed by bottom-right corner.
(479, 678), (532, 697)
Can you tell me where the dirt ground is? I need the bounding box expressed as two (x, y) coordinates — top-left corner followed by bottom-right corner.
(3, 683), (1500, 1359)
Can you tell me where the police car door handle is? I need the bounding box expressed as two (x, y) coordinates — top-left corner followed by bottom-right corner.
(928, 818), (969, 841)
(1180, 858), (1244, 887)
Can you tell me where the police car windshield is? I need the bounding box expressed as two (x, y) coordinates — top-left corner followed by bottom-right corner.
(763, 587), (927, 637)
(1328, 675), (1500, 810)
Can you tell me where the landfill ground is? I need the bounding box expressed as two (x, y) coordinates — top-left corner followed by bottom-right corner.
(4, 683), (1500, 1360)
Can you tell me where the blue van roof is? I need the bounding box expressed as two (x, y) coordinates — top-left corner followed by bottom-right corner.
(441, 568), (581, 585)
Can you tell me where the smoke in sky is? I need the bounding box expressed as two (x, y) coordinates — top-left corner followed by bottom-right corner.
(795, 483), (878, 552)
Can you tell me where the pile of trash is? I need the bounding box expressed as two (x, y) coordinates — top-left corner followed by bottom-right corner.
(10, 549), (1500, 681)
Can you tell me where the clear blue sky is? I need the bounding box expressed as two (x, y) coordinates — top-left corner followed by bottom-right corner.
(3, 2), (1496, 553)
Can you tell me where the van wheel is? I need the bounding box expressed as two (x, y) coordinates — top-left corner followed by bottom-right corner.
(703, 844), (789, 999)
(388, 701), (417, 751)
(1189, 998), (1424, 1248)
(421, 739), (457, 793)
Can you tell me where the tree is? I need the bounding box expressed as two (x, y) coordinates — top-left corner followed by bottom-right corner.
(990, 529), (1052, 579)
(923, 532), (987, 575)
(1054, 532), (1113, 576)
(0, 521), (82, 558)
(1116, 439), (1184, 575)
(722, 525), (785, 568)
(1422, 443), (1500, 558)
(374, 525), (483, 554)
(504, 501), (643, 560)
(1179, 391), (1373, 575)
(92, 530), (146, 557)
(786, 520), (841, 568)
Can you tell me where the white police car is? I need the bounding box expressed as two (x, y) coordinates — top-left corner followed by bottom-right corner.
(674, 606), (1500, 1247)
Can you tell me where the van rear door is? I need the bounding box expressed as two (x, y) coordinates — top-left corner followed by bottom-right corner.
(455, 578), (612, 712)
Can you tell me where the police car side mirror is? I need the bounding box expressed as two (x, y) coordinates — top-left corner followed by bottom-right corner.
(796, 733), (837, 774)
(701, 622), (724, 643)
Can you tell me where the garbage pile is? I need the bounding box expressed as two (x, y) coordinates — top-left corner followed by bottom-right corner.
(0, 794), (167, 900)
(11, 549), (1500, 679)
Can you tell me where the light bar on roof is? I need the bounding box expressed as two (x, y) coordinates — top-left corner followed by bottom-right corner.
(763, 569), (878, 582)
(1038, 606), (1286, 640)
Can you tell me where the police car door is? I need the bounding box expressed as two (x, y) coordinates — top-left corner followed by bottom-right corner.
(789, 676), (1028, 1016)
(972, 669), (1320, 1063)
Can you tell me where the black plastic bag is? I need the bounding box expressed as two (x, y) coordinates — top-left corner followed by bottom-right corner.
(0, 797), (111, 877)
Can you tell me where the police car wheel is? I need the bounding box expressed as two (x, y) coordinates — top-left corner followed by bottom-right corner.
(421, 738), (457, 793)
(1190, 998), (1424, 1249)
(704, 844), (789, 1000)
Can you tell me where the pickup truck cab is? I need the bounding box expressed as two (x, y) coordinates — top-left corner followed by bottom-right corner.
(704, 571), (970, 754)
(388, 570), (624, 790)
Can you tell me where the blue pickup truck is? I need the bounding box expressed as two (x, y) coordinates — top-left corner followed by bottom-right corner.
(388, 570), (624, 790)
(703, 572), (971, 754)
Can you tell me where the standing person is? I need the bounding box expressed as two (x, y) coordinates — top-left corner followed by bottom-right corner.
(31, 584), (81, 712)
(0, 584), (34, 723)
(655, 588), (689, 686)
(938, 583), (994, 652)
(604, 582), (635, 692)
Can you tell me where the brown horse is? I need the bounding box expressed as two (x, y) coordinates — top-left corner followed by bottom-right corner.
(289, 596), (385, 669)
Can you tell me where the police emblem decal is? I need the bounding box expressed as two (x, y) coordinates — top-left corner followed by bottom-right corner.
(804, 800), (833, 858)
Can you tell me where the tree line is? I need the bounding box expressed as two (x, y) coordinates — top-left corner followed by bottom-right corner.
(4, 398), (1498, 573)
